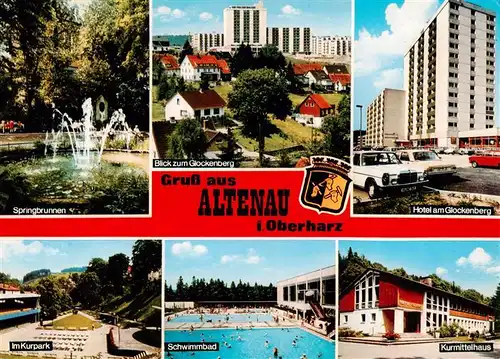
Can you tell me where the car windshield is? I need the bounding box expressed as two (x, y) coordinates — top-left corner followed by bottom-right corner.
(413, 151), (439, 161)
(362, 152), (401, 166)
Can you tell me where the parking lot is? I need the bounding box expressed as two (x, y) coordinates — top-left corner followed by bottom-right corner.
(353, 154), (500, 200)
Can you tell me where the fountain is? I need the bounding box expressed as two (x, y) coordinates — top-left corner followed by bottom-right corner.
(45, 98), (134, 169)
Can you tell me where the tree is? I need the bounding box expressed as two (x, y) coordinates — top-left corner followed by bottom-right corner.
(256, 45), (286, 73)
(231, 43), (254, 77)
(286, 62), (300, 94)
(87, 258), (107, 283)
(178, 40), (193, 66)
(107, 253), (130, 295)
(167, 118), (207, 159)
(218, 128), (243, 166)
(200, 74), (210, 91)
(228, 68), (291, 165)
(131, 240), (161, 292)
(23, 269), (51, 283)
(317, 95), (350, 159)
(491, 282), (500, 333)
(0, 272), (21, 287)
(153, 57), (164, 85)
(75, 272), (102, 308)
(36, 276), (72, 319)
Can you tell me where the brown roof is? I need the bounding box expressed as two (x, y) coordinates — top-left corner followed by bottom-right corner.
(324, 64), (349, 74)
(160, 55), (180, 70)
(180, 90), (226, 110)
(329, 73), (351, 85)
(293, 63), (324, 75)
(0, 283), (20, 291)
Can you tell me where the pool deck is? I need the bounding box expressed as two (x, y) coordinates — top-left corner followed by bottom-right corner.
(164, 320), (298, 330)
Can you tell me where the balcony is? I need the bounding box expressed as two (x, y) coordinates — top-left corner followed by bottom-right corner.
(450, 18), (460, 26)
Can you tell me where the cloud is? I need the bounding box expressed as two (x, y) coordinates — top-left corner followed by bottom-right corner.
(485, 266), (500, 274)
(456, 247), (492, 267)
(221, 249), (263, 265)
(154, 6), (185, 21)
(373, 68), (403, 89)
(281, 5), (301, 16)
(0, 240), (60, 260)
(355, 0), (438, 76)
(199, 12), (213, 21)
(435, 267), (448, 276)
(171, 241), (208, 257)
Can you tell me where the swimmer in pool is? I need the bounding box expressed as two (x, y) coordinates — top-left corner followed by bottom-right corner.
(292, 340), (297, 347)
(237, 335), (242, 341)
(264, 340), (269, 348)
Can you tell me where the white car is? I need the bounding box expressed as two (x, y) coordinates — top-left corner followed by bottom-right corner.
(353, 151), (428, 199)
(396, 150), (457, 178)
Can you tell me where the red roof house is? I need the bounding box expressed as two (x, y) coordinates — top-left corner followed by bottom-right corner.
(165, 89), (226, 122)
(297, 94), (335, 118)
(329, 74), (351, 92)
(159, 55), (180, 70)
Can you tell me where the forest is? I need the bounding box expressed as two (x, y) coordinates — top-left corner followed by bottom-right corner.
(0, 0), (149, 130)
(166, 276), (277, 302)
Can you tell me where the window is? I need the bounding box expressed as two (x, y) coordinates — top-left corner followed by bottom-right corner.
(353, 153), (360, 166)
(204, 109), (211, 116)
(371, 313), (376, 322)
(176, 98), (180, 105)
(361, 314), (366, 323)
(214, 108), (220, 115)
(344, 315), (348, 323)
(400, 152), (410, 161)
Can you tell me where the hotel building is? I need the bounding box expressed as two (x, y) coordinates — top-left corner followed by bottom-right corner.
(404, 0), (496, 148)
(311, 35), (351, 56)
(191, 33), (225, 53)
(223, 0), (267, 52)
(365, 89), (406, 147)
(266, 27), (312, 54)
(0, 284), (41, 329)
(339, 269), (495, 335)
(277, 266), (335, 320)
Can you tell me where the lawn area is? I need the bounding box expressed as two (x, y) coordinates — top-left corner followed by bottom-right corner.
(289, 92), (344, 108)
(51, 313), (102, 329)
(234, 118), (321, 152)
(213, 82), (233, 102)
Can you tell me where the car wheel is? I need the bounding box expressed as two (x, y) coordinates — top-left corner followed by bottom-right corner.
(366, 179), (380, 199)
(471, 161), (478, 168)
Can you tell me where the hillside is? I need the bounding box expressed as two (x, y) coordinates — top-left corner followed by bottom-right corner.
(61, 267), (86, 273)
(339, 247), (491, 306)
(100, 288), (161, 328)
(23, 272), (73, 285)
(154, 35), (188, 47)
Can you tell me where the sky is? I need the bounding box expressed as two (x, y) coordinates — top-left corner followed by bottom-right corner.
(339, 240), (500, 297)
(0, 239), (136, 281)
(353, 0), (500, 130)
(152, 0), (351, 36)
(164, 240), (335, 286)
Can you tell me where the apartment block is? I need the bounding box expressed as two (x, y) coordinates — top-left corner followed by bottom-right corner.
(404, 0), (496, 147)
(266, 27), (311, 54)
(223, 0), (267, 52)
(366, 89), (406, 148)
(311, 36), (351, 56)
(191, 33), (225, 53)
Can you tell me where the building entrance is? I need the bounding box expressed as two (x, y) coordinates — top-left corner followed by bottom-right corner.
(404, 311), (420, 333)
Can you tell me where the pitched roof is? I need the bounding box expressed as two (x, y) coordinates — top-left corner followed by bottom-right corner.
(324, 64), (349, 74)
(0, 283), (20, 291)
(299, 94), (331, 110)
(187, 54), (219, 68)
(329, 73), (351, 85)
(308, 70), (330, 81)
(340, 268), (494, 311)
(180, 90), (226, 110)
(216, 59), (231, 74)
(293, 63), (323, 75)
(159, 55), (180, 70)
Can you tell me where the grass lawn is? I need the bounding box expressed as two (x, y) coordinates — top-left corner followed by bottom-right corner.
(213, 82), (233, 102)
(51, 313), (102, 329)
(234, 118), (321, 152)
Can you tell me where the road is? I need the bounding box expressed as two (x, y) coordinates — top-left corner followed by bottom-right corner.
(339, 341), (500, 359)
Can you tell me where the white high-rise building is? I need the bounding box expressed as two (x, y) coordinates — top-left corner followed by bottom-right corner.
(366, 89), (406, 148)
(191, 33), (225, 53)
(223, 0), (267, 53)
(404, 0), (496, 147)
(266, 27), (311, 54)
(311, 36), (351, 56)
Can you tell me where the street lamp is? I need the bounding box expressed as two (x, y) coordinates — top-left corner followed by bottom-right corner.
(356, 104), (363, 147)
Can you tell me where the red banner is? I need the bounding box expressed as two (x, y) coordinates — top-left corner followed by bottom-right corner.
(0, 170), (498, 237)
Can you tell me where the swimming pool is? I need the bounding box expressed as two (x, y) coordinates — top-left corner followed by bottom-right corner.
(168, 313), (274, 323)
(165, 327), (335, 358)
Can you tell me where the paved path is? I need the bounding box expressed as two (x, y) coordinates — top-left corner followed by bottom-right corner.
(338, 341), (500, 359)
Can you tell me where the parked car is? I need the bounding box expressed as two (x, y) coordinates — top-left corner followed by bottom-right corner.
(396, 150), (457, 178)
(353, 151), (428, 199)
(469, 151), (500, 169)
(443, 148), (457, 155)
(458, 148), (475, 155)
